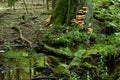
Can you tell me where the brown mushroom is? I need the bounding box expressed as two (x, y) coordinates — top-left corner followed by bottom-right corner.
(77, 24), (84, 30)
(76, 15), (85, 20)
(71, 6), (87, 30)
(71, 19), (76, 22)
(82, 7), (87, 10)
(87, 28), (93, 33)
(79, 10), (84, 12)
(82, 11), (87, 14)
(89, 23), (92, 27)
(78, 21), (84, 24)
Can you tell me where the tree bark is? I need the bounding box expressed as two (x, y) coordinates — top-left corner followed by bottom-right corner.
(51, 0), (93, 28)
(52, 0), (56, 9)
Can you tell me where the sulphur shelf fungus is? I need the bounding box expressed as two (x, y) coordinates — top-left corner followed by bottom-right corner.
(71, 7), (87, 30)
(77, 22), (85, 30)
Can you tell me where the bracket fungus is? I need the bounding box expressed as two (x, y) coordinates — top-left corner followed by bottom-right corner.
(71, 7), (87, 30)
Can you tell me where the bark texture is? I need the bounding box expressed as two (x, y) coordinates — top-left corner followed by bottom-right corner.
(52, 0), (93, 28)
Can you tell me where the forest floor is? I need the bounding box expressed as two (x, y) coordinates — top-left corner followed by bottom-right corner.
(0, 1), (50, 49)
(0, 1), (55, 79)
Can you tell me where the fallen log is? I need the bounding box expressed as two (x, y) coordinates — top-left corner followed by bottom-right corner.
(35, 43), (73, 59)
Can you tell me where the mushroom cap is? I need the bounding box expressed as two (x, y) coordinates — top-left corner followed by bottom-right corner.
(78, 24), (84, 30)
(87, 28), (93, 33)
(78, 21), (84, 23)
(82, 7), (87, 10)
(76, 15), (85, 20)
(82, 11), (87, 14)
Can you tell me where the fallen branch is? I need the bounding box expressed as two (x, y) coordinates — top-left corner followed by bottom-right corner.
(36, 43), (73, 58)
(19, 29), (32, 46)
(12, 27), (32, 47)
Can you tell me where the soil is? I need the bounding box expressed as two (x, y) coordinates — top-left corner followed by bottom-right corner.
(0, 0), (50, 49)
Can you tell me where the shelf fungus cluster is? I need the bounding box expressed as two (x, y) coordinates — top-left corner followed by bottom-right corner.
(71, 7), (87, 30)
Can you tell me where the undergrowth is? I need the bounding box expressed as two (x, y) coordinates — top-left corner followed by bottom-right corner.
(1, 0), (120, 80)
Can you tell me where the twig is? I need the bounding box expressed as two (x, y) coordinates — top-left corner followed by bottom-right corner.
(19, 29), (32, 47)
(12, 27), (32, 47)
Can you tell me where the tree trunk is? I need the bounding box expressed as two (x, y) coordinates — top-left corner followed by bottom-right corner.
(52, 0), (56, 9)
(51, 0), (93, 28)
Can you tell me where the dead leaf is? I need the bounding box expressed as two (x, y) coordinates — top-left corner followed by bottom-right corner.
(45, 15), (52, 26)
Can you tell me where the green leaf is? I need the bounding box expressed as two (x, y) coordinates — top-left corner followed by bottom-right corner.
(81, 62), (97, 69)
(74, 50), (86, 58)
(4, 50), (28, 59)
(69, 57), (81, 67)
(54, 63), (70, 75)
(60, 47), (73, 57)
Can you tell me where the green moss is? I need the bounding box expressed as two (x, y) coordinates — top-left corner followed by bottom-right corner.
(52, 0), (87, 25)
(81, 62), (97, 69)
(54, 63), (70, 75)
(54, 36), (71, 46)
(52, 0), (68, 24)
(107, 33), (120, 47)
(4, 50), (28, 59)
(67, 30), (88, 43)
(85, 44), (117, 57)
(7, 0), (16, 7)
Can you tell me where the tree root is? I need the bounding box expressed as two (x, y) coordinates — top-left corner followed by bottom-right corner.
(36, 43), (73, 59)
(12, 27), (32, 47)
(19, 29), (32, 47)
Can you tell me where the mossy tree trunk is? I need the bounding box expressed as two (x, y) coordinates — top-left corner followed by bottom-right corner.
(52, 0), (93, 28)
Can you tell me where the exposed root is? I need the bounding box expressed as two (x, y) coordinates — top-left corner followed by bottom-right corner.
(12, 27), (32, 47)
(19, 29), (32, 47)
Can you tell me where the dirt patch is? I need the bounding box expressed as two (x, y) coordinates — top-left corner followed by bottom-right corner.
(0, 4), (50, 49)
